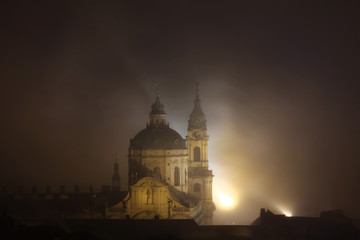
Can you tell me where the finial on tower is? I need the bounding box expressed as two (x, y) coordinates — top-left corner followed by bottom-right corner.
(194, 82), (201, 101)
(155, 83), (160, 97)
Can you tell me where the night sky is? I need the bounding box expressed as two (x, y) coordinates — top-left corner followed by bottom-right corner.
(1, 1), (360, 224)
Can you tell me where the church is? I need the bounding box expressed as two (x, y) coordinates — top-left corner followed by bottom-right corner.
(107, 85), (216, 224)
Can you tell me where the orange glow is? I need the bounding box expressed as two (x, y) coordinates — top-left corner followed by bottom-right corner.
(213, 177), (239, 211)
(218, 192), (235, 209)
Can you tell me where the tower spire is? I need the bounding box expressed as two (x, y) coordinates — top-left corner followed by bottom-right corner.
(112, 152), (121, 192)
(188, 83), (206, 131)
(195, 82), (199, 98)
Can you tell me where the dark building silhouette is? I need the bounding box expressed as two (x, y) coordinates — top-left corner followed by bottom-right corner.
(0, 208), (358, 240)
(112, 155), (121, 193)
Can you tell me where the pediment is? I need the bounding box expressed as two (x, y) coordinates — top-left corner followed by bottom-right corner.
(133, 177), (166, 188)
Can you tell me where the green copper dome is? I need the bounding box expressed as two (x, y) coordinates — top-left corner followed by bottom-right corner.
(130, 125), (186, 149)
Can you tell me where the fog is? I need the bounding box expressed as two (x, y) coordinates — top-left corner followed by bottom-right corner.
(1, 1), (359, 224)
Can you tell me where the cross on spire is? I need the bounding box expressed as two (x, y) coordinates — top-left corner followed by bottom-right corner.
(155, 83), (160, 97)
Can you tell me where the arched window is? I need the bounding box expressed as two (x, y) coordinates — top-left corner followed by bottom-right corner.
(194, 147), (200, 161)
(194, 183), (201, 192)
(174, 167), (180, 186)
(153, 167), (161, 180)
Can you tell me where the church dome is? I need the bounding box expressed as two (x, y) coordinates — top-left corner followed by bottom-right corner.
(130, 125), (186, 150)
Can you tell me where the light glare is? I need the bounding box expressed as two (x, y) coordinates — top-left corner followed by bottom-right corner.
(278, 206), (292, 217)
(219, 192), (235, 209)
(283, 211), (292, 217)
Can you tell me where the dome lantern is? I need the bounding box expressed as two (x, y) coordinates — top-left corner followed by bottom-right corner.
(149, 85), (166, 126)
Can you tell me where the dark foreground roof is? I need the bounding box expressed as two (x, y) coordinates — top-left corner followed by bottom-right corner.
(2, 216), (359, 240)
(1, 204), (359, 240)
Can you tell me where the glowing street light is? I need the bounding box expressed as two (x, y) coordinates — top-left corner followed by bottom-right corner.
(277, 206), (292, 217)
(283, 210), (292, 217)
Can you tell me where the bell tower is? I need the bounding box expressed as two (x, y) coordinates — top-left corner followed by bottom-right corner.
(187, 83), (208, 167)
(186, 83), (215, 225)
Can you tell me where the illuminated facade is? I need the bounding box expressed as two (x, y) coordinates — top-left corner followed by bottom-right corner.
(107, 86), (215, 224)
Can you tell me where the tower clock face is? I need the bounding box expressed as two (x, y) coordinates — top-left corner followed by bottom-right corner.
(192, 131), (201, 139)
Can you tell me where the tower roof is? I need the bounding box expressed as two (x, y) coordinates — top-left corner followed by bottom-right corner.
(150, 87), (165, 115)
(188, 83), (207, 131)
